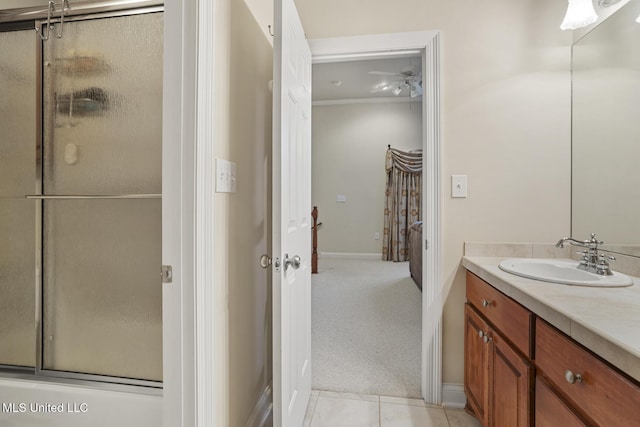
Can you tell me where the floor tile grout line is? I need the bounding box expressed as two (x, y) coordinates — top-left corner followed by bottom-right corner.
(316, 394), (380, 403)
(316, 391), (436, 407)
(443, 405), (451, 427)
(310, 394), (319, 423)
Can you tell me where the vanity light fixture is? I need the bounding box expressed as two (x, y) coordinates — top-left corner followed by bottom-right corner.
(561, 0), (598, 30)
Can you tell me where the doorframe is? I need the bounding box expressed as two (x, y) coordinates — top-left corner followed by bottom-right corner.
(309, 31), (443, 404)
(163, 0), (222, 426)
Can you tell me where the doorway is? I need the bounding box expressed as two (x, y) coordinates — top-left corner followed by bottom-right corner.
(309, 32), (443, 404)
(310, 54), (424, 398)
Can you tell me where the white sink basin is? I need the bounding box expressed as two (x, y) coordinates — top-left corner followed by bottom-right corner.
(498, 258), (633, 287)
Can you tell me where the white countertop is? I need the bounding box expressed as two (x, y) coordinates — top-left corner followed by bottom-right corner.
(462, 256), (640, 383)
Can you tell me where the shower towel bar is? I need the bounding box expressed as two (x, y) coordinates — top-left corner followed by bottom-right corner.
(25, 194), (161, 199)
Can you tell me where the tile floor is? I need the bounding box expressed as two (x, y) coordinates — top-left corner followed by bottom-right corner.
(303, 390), (481, 427)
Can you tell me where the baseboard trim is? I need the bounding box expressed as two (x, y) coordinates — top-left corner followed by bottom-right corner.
(319, 252), (381, 260)
(244, 383), (273, 427)
(442, 383), (466, 409)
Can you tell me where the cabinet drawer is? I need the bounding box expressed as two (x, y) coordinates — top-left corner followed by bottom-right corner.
(466, 272), (533, 358)
(536, 318), (640, 426)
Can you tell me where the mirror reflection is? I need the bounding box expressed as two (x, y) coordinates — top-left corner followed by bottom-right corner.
(572, 0), (640, 257)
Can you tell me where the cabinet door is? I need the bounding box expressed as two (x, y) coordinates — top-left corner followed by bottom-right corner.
(489, 331), (533, 427)
(465, 304), (490, 425)
(535, 376), (588, 427)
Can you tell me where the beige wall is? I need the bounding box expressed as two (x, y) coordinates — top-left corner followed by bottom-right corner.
(312, 102), (422, 254)
(215, 0), (273, 425)
(296, 0), (572, 384)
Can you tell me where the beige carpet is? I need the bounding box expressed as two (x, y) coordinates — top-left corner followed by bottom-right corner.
(311, 257), (422, 398)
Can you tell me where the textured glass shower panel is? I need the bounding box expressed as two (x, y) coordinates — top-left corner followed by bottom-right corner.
(0, 29), (36, 367)
(43, 13), (163, 195)
(40, 11), (163, 382)
(42, 199), (162, 381)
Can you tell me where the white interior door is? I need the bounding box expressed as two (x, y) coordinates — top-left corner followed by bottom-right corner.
(272, 0), (312, 425)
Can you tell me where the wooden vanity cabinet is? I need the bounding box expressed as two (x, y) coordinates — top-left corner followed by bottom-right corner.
(465, 269), (640, 427)
(465, 272), (534, 427)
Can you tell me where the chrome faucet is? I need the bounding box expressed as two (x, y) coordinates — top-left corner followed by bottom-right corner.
(555, 233), (615, 275)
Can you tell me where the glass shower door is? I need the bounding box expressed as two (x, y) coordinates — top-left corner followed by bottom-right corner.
(0, 28), (37, 369)
(40, 12), (163, 383)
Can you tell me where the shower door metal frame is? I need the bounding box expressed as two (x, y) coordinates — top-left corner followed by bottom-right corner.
(0, 18), (42, 380)
(0, 0), (163, 24)
(0, 4), (163, 392)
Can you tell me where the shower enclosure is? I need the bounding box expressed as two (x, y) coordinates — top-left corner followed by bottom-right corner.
(0, 4), (162, 388)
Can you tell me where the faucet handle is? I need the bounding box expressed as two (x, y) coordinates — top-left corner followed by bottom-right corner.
(596, 253), (615, 275)
(576, 250), (589, 267)
(576, 250), (589, 259)
(598, 253), (615, 263)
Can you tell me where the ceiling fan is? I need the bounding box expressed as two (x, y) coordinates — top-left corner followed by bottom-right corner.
(369, 65), (423, 98)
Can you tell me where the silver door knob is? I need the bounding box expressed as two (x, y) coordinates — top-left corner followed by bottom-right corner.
(259, 254), (272, 269)
(284, 253), (301, 271)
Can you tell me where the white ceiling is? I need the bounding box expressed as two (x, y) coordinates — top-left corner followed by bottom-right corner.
(312, 55), (422, 102)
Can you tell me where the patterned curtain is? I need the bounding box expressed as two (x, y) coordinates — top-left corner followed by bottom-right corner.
(382, 147), (422, 262)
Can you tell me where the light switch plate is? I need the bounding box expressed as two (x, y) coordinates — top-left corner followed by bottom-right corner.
(336, 195), (346, 203)
(452, 175), (467, 198)
(216, 158), (237, 193)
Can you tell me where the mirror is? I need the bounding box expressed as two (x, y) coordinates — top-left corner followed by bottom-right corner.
(572, 0), (640, 257)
